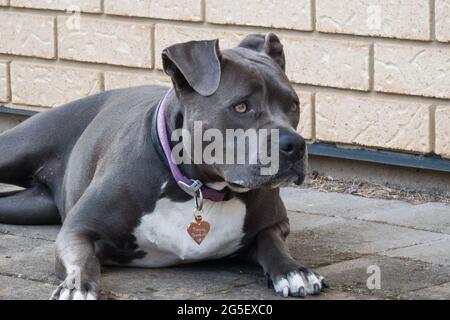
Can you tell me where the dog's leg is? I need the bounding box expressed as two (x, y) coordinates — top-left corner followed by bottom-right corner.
(51, 223), (100, 300)
(247, 221), (326, 298)
(50, 187), (111, 300)
(0, 184), (60, 225)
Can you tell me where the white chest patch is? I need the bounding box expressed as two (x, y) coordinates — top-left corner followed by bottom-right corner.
(129, 197), (247, 267)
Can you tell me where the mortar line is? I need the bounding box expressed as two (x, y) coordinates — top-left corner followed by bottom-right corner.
(377, 237), (450, 254)
(6, 60), (11, 102)
(201, 0), (206, 22)
(0, 271), (58, 285)
(311, 0), (316, 31)
(53, 16), (58, 60)
(430, 105), (437, 152)
(406, 281), (450, 294)
(368, 43), (375, 91)
(151, 25), (156, 69)
(430, 0), (437, 41)
(311, 92), (317, 143)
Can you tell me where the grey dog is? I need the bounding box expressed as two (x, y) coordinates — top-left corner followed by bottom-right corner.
(0, 33), (326, 299)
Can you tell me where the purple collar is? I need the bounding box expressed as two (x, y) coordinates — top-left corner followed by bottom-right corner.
(155, 88), (227, 202)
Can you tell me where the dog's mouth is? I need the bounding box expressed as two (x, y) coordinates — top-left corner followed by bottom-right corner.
(229, 182), (247, 189)
(271, 167), (306, 187)
(224, 166), (306, 191)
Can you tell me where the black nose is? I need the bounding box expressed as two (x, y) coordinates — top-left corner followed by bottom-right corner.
(279, 131), (306, 161)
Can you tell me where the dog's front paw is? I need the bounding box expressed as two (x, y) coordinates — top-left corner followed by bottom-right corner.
(269, 268), (327, 298)
(50, 272), (98, 300)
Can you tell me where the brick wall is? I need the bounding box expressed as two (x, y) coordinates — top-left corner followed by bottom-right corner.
(0, 1), (449, 159)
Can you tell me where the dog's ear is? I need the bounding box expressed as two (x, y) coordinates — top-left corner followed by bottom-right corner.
(238, 33), (286, 71)
(162, 40), (222, 97)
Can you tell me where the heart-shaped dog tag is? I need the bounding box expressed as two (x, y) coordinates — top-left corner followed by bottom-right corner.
(187, 219), (210, 245)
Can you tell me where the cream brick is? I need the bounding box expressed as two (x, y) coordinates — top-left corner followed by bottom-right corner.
(375, 44), (450, 99)
(296, 91), (314, 140)
(316, 93), (432, 153)
(11, 62), (102, 107)
(206, 0), (312, 31)
(104, 71), (171, 90)
(11, 0), (101, 12)
(155, 25), (245, 69)
(316, 0), (431, 40)
(104, 0), (202, 21)
(0, 61), (10, 102)
(0, 12), (55, 59)
(0, 0), (9, 6)
(435, 106), (450, 159)
(282, 36), (370, 91)
(58, 17), (152, 68)
(436, 0), (450, 42)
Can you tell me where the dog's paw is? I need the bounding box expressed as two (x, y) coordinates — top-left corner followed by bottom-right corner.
(269, 268), (327, 298)
(50, 272), (98, 300)
(51, 282), (98, 300)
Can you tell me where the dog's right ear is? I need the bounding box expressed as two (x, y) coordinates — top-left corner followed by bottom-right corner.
(162, 40), (222, 97)
(238, 33), (286, 71)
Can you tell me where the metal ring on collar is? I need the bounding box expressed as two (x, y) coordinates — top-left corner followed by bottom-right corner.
(194, 188), (204, 212)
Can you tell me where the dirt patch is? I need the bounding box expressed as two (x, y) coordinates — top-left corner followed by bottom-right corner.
(302, 173), (450, 205)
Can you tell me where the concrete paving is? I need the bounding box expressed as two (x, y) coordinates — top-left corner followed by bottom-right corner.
(1, 184), (449, 300)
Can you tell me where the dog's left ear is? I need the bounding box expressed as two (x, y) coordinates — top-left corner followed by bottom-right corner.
(238, 33), (286, 71)
(162, 40), (222, 97)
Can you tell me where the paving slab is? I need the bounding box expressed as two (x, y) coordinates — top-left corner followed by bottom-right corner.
(287, 211), (345, 232)
(400, 283), (450, 300)
(0, 234), (57, 283)
(287, 219), (446, 267)
(317, 255), (450, 299)
(281, 188), (410, 218)
(101, 261), (276, 300)
(383, 239), (450, 267)
(0, 225), (59, 241)
(0, 275), (54, 300)
(360, 203), (450, 234)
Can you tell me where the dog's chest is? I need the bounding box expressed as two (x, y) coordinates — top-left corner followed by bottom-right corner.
(130, 197), (247, 267)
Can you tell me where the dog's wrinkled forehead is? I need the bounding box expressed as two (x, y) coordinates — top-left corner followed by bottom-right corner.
(162, 33), (294, 100)
(220, 46), (294, 100)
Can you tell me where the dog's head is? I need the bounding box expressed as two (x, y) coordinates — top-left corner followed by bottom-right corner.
(162, 33), (307, 191)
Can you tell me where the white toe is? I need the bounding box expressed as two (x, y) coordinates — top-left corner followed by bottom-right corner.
(287, 272), (305, 296)
(273, 278), (289, 296)
(72, 290), (86, 300)
(306, 273), (322, 294)
(86, 291), (97, 300)
(59, 288), (71, 300)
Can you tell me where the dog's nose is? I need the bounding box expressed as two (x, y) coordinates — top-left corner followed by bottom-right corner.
(279, 131), (306, 161)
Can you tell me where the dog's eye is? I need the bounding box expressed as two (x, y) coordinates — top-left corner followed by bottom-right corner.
(234, 103), (248, 114)
(291, 103), (299, 112)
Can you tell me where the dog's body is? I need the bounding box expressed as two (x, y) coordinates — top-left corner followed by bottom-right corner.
(0, 33), (325, 299)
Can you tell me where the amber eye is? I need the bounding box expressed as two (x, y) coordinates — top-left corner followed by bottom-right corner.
(234, 103), (248, 113)
(291, 103), (299, 112)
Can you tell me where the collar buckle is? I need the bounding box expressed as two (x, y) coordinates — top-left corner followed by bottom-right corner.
(177, 180), (203, 197)
(178, 180), (204, 211)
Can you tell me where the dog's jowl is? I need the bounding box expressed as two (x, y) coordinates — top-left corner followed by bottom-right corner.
(0, 33), (325, 299)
